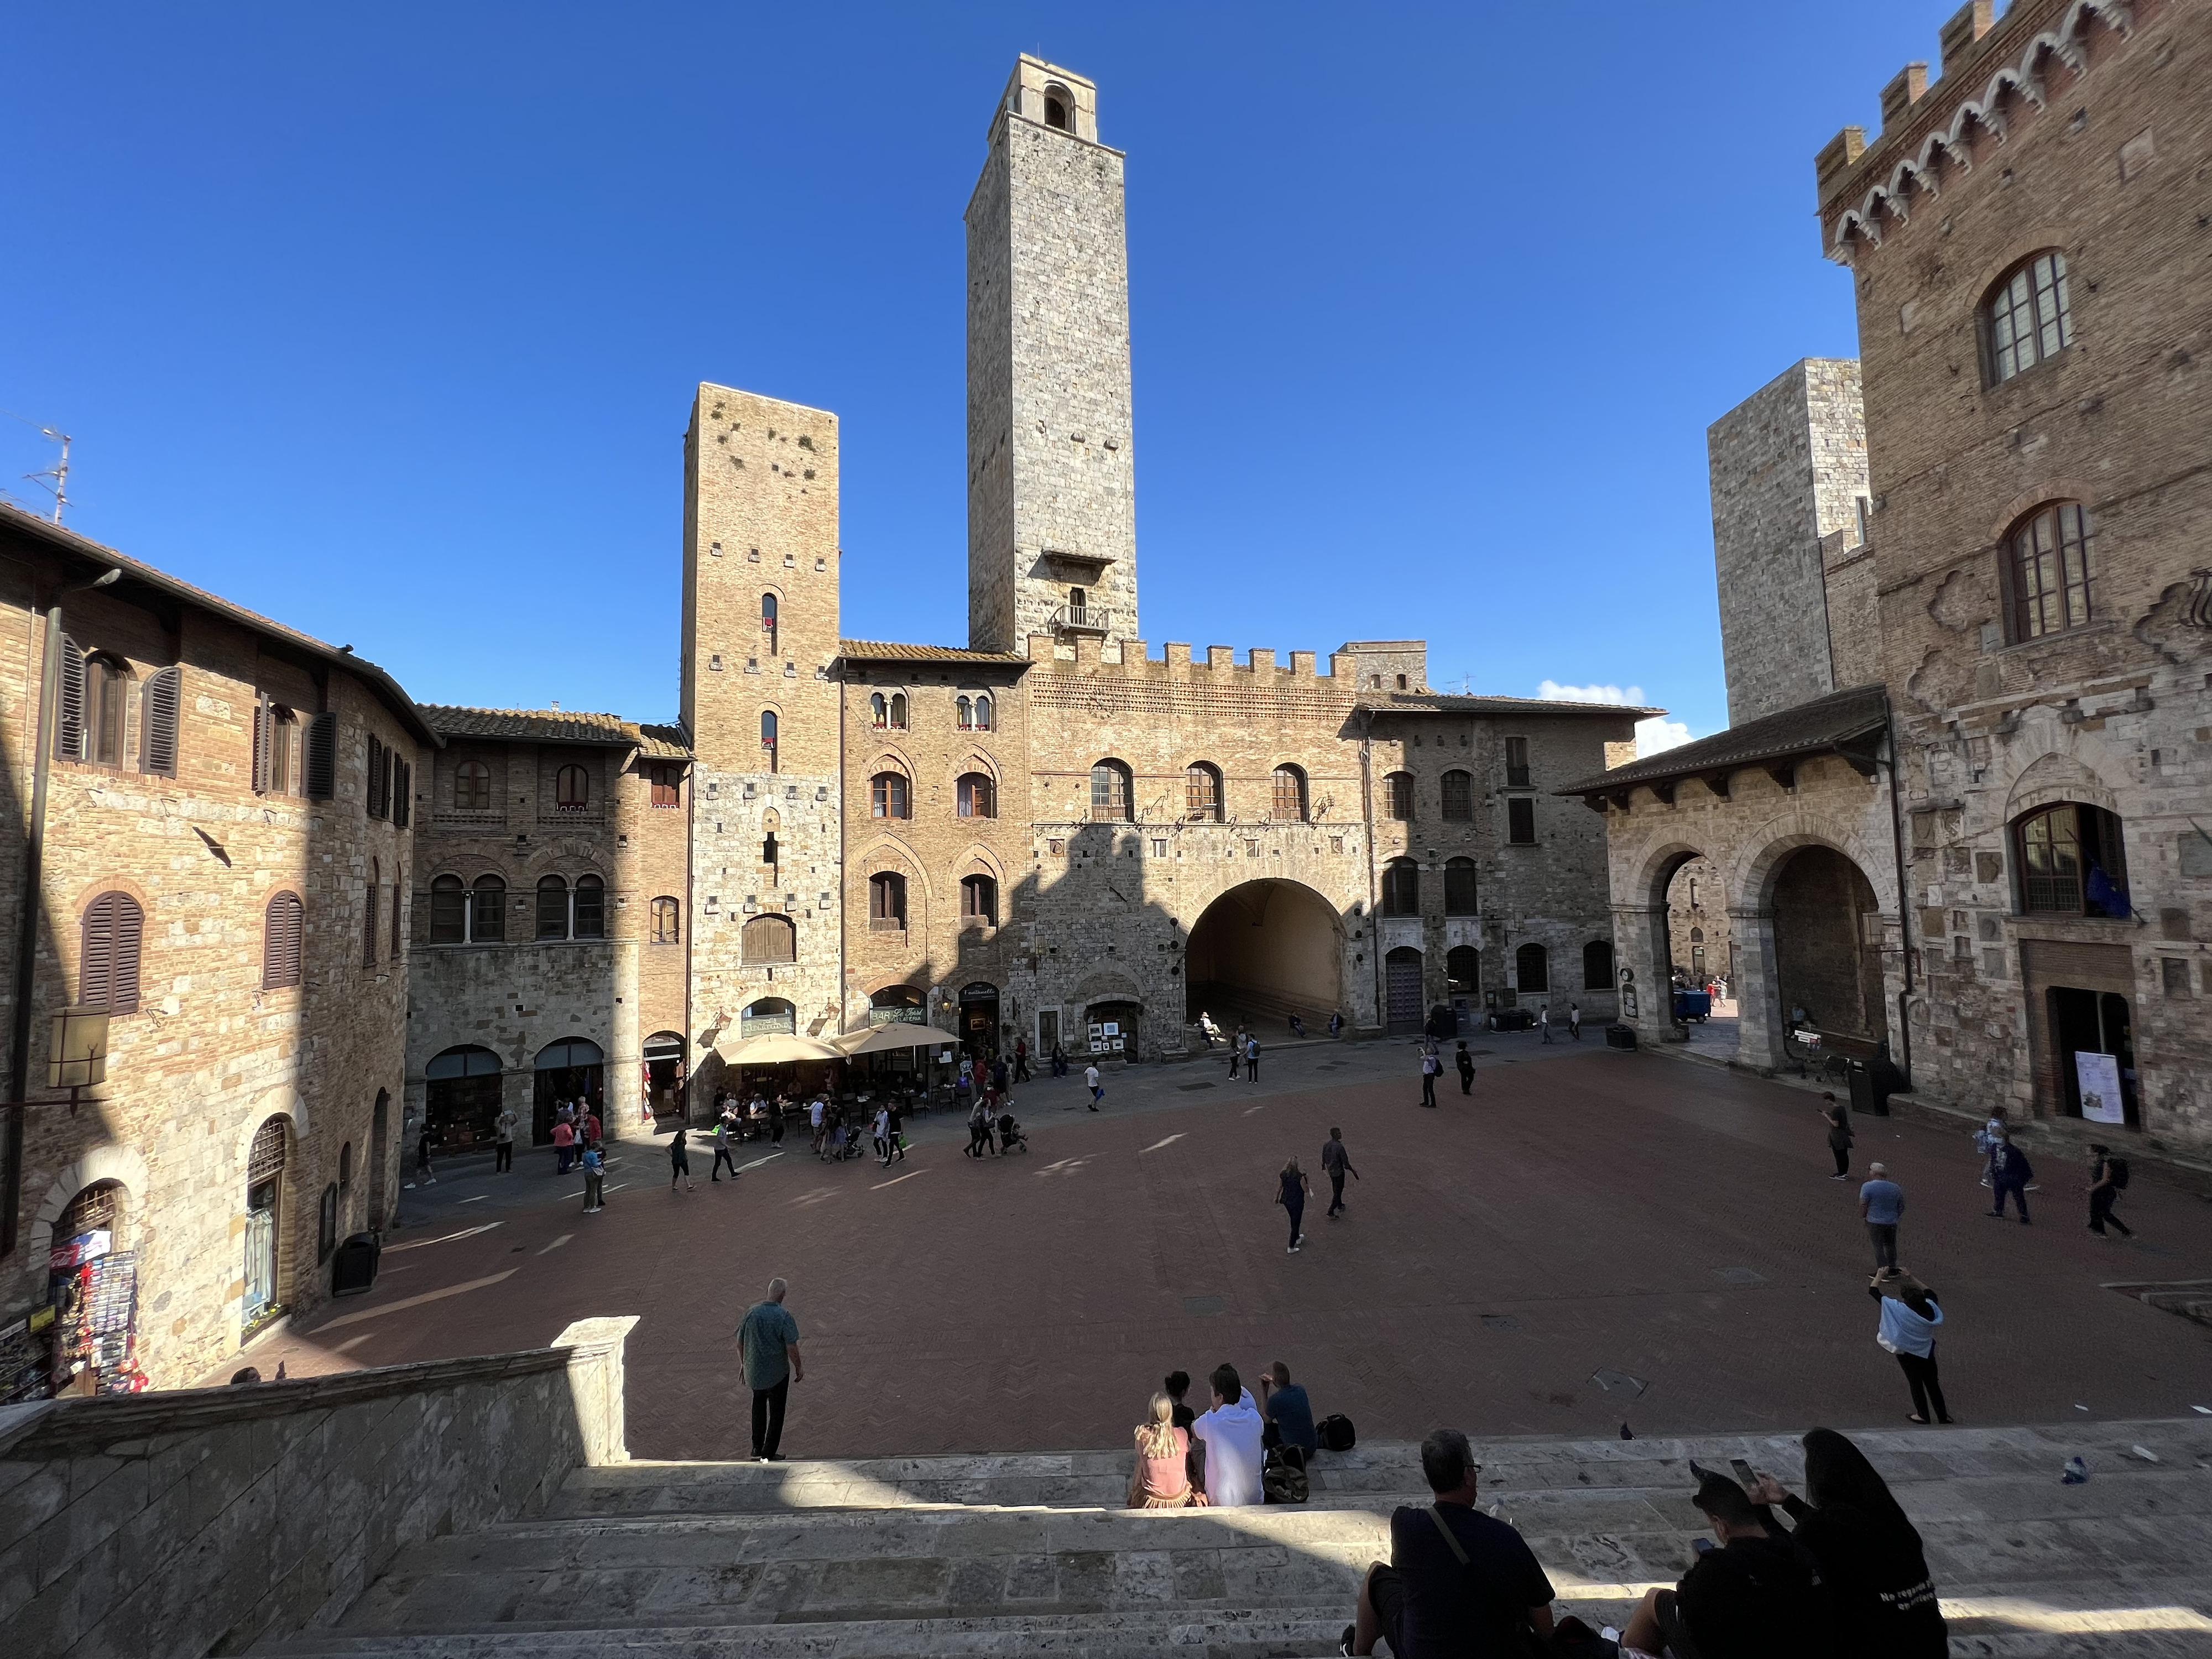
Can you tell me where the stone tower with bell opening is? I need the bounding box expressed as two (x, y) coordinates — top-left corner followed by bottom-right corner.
(966, 56), (1139, 658)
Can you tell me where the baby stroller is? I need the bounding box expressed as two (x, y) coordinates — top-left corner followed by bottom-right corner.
(996, 1111), (1029, 1155)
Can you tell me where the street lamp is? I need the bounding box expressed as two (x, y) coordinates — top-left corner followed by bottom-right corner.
(48, 1008), (109, 1095)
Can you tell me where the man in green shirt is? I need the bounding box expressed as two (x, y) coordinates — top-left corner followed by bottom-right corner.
(738, 1277), (804, 1461)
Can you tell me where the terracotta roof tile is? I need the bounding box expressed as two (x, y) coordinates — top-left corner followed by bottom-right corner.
(1358, 692), (1662, 718)
(419, 705), (693, 758)
(836, 639), (1032, 665)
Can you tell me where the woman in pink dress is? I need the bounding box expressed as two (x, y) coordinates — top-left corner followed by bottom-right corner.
(1128, 1391), (1208, 1509)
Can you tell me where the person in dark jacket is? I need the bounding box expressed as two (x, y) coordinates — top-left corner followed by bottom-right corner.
(1750, 1429), (1946, 1657)
(1820, 1091), (1853, 1180)
(1987, 1135), (2033, 1223)
(1621, 1472), (1835, 1659)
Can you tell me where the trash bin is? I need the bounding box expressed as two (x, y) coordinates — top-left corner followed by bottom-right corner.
(332, 1231), (381, 1297)
(1605, 1024), (1637, 1051)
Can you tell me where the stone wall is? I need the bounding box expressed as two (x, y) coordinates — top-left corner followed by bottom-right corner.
(1707, 358), (1868, 724)
(1665, 854), (1734, 987)
(1815, 0), (2212, 1148)
(0, 1315), (635, 1659)
(0, 523), (418, 1390)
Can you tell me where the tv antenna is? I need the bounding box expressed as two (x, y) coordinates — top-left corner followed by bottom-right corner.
(6, 413), (72, 524)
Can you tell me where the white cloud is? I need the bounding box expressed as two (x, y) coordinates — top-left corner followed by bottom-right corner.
(1536, 679), (1694, 759)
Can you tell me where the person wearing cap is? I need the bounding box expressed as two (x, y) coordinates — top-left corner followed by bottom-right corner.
(1859, 1163), (1904, 1269)
(1619, 1469), (1834, 1659)
(1342, 1427), (1554, 1656)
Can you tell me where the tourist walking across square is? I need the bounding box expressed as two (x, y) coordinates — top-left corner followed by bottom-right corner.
(551, 1114), (576, 1176)
(1322, 1128), (1357, 1218)
(737, 1277), (804, 1461)
(712, 1112), (740, 1181)
(1859, 1163), (1903, 1269)
(1229, 1025), (1246, 1079)
(2085, 1144), (2133, 1238)
(1342, 1428), (1556, 1657)
(669, 1124), (695, 1192)
(1190, 1363), (1265, 1507)
(1539, 1004), (1552, 1044)
(493, 1104), (517, 1172)
(1276, 1159), (1310, 1253)
(1418, 1047), (1439, 1108)
(1568, 1001), (1582, 1040)
(1822, 1091), (1854, 1180)
(1454, 1040), (1474, 1094)
(580, 1143), (605, 1213)
(1244, 1032), (1260, 1081)
(1085, 1060), (1103, 1110)
(1987, 1134), (2033, 1224)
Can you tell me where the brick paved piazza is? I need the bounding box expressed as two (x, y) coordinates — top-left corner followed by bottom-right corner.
(255, 1037), (2212, 1463)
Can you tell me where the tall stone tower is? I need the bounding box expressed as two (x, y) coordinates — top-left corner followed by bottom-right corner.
(682, 384), (848, 1070)
(966, 56), (1139, 657)
(1705, 358), (1869, 724)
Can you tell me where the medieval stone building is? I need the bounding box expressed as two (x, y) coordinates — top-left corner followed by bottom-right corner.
(1566, 0), (2212, 1154)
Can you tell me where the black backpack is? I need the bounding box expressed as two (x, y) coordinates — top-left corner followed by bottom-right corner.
(2108, 1157), (2131, 1190)
(1318, 1413), (1356, 1452)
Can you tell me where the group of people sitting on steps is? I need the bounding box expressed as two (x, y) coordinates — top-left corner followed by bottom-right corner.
(1337, 1425), (1944, 1658)
(1125, 1361), (1321, 1509)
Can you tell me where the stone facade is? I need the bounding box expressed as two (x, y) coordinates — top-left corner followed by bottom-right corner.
(1579, 0), (2212, 1156)
(404, 709), (690, 1149)
(0, 507), (427, 1391)
(1665, 855), (1734, 987)
(1707, 358), (1870, 724)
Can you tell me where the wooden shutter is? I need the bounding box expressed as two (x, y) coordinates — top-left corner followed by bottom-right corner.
(110, 896), (143, 1013)
(390, 877), (404, 959)
(252, 692), (273, 793)
(304, 712), (336, 798)
(80, 893), (144, 1014)
(366, 736), (385, 818)
(393, 758), (412, 827)
(140, 666), (181, 776)
(362, 879), (379, 966)
(265, 891), (304, 989)
(54, 634), (86, 760)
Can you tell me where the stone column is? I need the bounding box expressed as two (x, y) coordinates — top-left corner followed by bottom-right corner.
(1613, 902), (1679, 1044)
(552, 1314), (641, 1466)
(1731, 907), (1783, 1072)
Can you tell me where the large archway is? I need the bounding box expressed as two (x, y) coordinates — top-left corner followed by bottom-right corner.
(1185, 879), (1343, 1027)
(1768, 844), (1888, 1052)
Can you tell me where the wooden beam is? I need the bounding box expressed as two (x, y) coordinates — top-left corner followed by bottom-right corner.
(1609, 791), (1634, 813)
(1837, 744), (1882, 780)
(1765, 761), (1797, 790)
(1648, 779), (1676, 805)
(1702, 771), (1731, 800)
(1580, 794), (1610, 815)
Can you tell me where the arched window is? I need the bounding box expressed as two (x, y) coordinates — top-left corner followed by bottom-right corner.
(740, 996), (796, 1036)
(872, 771), (910, 818)
(1185, 763), (1222, 821)
(86, 654), (130, 766)
(742, 912), (797, 962)
(555, 764), (588, 811)
(1689, 926), (1704, 943)
(957, 773), (995, 818)
(870, 983), (926, 1025)
(267, 706), (301, 795)
(1984, 250), (2072, 384)
(1384, 771), (1415, 821)
(1090, 760), (1131, 822)
(956, 695), (972, 729)
(1441, 770), (1474, 822)
(79, 891), (145, 1014)
(1446, 945), (1480, 994)
(1583, 938), (1615, 990)
(263, 890), (304, 989)
(1381, 858), (1420, 916)
(430, 874), (466, 943)
(760, 709), (778, 771)
(471, 873), (507, 942)
(139, 665), (180, 777)
(537, 875), (570, 940)
(890, 692), (908, 730)
(1044, 82), (1071, 129)
(649, 896), (681, 943)
(454, 759), (492, 811)
(1271, 765), (1307, 822)
(2006, 501), (2094, 641)
(573, 874), (604, 939)
(973, 694), (992, 732)
(390, 875), (403, 961)
(760, 592), (778, 657)
(1444, 857), (1479, 916)
(2015, 802), (2130, 916)
(362, 858), (380, 967)
(56, 1180), (126, 1248)
(1515, 943), (1549, 993)
(868, 872), (907, 930)
(870, 692), (888, 729)
(338, 1141), (353, 1192)
(961, 873), (999, 925)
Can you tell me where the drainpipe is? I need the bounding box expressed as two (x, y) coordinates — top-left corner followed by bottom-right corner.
(1881, 713), (1915, 1091)
(6, 566), (121, 1255)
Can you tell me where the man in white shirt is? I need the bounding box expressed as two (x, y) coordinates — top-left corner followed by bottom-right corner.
(1191, 1363), (1266, 1507)
(810, 1097), (826, 1155)
(1083, 1061), (1102, 1111)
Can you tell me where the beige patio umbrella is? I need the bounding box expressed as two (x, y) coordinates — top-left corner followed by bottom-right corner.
(833, 1023), (947, 1057)
(723, 1032), (841, 1065)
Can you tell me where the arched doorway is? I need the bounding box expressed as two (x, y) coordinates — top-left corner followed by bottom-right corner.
(1383, 947), (1423, 1035)
(869, 984), (927, 1026)
(368, 1089), (390, 1231)
(958, 982), (1000, 1060)
(1184, 879), (1344, 1028)
(1086, 1000), (1141, 1060)
(424, 1045), (503, 1151)
(49, 1181), (138, 1395)
(243, 1117), (290, 1333)
(533, 1037), (605, 1144)
(1770, 845), (1888, 1051)
(643, 1031), (687, 1125)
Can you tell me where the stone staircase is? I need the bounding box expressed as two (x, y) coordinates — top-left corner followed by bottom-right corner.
(251, 1420), (2212, 1657)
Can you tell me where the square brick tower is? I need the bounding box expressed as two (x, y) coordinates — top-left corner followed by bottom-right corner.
(682, 385), (847, 1060)
(966, 56), (1139, 657)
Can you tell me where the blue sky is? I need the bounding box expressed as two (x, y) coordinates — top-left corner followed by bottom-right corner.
(1, 2), (1950, 746)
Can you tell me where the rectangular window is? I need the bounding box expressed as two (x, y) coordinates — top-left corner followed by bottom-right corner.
(1150, 839), (1167, 858)
(1507, 798), (1536, 844)
(649, 763), (682, 807)
(1504, 737), (1531, 789)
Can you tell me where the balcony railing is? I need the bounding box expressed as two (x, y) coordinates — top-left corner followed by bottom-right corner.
(1051, 604), (1109, 634)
